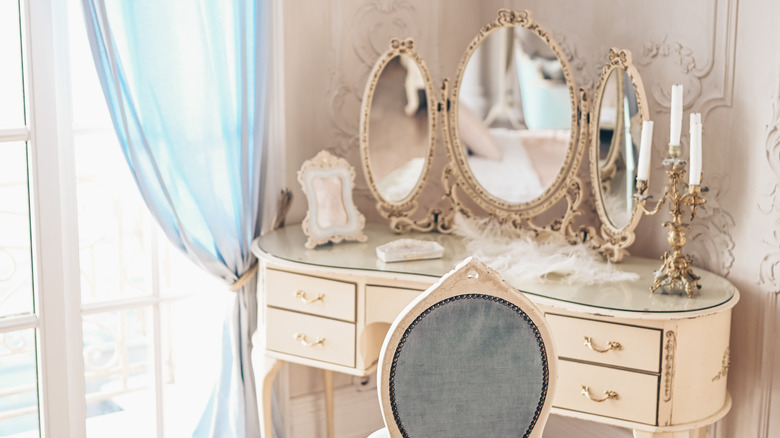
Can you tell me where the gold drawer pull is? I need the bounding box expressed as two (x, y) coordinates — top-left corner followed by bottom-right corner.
(294, 333), (325, 347)
(581, 385), (619, 402)
(583, 336), (622, 353)
(295, 290), (324, 304)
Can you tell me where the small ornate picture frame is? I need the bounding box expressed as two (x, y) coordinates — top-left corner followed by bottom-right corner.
(297, 150), (368, 249)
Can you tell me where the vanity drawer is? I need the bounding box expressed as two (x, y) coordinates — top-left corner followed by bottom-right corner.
(365, 285), (422, 324)
(554, 360), (658, 425)
(266, 308), (355, 368)
(546, 314), (662, 373)
(266, 269), (356, 322)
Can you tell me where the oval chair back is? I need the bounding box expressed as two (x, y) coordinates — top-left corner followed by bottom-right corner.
(375, 257), (557, 438)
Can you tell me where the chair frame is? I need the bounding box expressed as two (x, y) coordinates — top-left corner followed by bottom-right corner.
(376, 257), (558, 438)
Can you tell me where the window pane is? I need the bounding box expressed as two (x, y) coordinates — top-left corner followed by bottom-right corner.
(161, 294), (231, 436)
(159, 233), (226, 297)
(0, 142), (33, 318)
(0, 329), (39, 437)
(75, 131), (154, 303)
(83, 308), (156, 437)
(68, 0), (154, 304)
(0, 0), (25, 128)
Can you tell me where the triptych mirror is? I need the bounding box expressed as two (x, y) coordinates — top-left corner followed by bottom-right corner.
(359, 10), (650, 262)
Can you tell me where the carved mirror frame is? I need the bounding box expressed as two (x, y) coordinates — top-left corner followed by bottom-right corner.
(360, 38), (443, 233)
(588, 49), (649, 261)
(442, 9), (587, 236)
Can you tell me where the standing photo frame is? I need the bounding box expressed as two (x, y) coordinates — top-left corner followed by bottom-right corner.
(297, 150), (368, 249)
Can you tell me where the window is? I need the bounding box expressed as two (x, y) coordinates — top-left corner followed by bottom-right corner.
(0, 0), (232, 436)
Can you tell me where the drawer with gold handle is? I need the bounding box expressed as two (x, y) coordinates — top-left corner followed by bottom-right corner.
(293, 333), (325, 347)
(267, 308), (355, 367)
(266, 269), (355, 321)
(583, 336), (622, 353)
(554, 360), (658, 425)
(580, 385), (619, 402)
(295, 290), (324, 305)
(546, 314), (661, 373)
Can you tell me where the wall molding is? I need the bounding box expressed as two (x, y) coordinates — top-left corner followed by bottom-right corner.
(637, 0), (737, 120)
(756, 94), (780, 438)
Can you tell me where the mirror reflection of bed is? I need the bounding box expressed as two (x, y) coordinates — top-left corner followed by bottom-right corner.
(458, 27), (571, 204)
(368, 55), (429, 202)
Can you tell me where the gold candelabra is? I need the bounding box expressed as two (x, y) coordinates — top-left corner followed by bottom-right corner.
(635, 144), (706, 298)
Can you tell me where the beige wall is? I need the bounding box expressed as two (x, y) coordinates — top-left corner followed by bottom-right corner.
(277, 0), (780, 436)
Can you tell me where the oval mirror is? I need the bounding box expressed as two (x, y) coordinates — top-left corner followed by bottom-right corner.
(445, 10), (580, 224)
(590, 49), (648, 261)
(360, 38), (438, 231)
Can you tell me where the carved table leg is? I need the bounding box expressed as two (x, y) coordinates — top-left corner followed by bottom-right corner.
(633, 427), (707, 438)
(324, 370), (335, 438)
(258, 359), (283, 438)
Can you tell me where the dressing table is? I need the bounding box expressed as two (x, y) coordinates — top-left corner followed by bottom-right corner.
(258, 9), (737, 438)
(252, 223), (737, 438)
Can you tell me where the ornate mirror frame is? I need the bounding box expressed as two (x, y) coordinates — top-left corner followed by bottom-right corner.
(588, 49), (649, 261)
(360, 38), (443, 233)
(442, 9), (588, 236)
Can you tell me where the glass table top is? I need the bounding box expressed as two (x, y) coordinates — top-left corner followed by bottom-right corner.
(254, 223), (737, 314)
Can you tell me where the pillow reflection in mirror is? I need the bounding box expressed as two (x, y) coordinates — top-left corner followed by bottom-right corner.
(459, 104), (503, 161)
(514, 29), (570, 130)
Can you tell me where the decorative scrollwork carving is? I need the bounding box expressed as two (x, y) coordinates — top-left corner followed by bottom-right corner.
(712, 347), (730, 382)
(496, 9), (530, 26)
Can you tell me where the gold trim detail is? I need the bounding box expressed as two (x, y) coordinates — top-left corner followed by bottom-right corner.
(442, 9), (585, 237)
(586, 48), (649, 262)
(360, 38), (450, 233)
(580, 385), (619, 402)
(663, 330), (676, 402)
(583, 336), (622, 353)
(712, 347), (730, 382)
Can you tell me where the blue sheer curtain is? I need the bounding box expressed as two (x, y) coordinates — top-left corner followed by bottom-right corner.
(81, 0), (269, 436)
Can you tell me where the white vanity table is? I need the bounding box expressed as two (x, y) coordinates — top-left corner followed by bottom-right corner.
(252, 224), (738, 438)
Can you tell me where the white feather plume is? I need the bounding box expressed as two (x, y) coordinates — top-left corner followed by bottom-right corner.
(453, 214), (639, 285)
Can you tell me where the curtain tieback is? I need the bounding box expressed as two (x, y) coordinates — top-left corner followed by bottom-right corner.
(230, 263), (259, 292)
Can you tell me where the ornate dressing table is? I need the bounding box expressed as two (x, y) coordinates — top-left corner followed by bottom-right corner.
(259, 8), (737, 438)
(252, 224), (737, 438)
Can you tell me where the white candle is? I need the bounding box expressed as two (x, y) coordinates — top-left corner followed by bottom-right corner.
(689, 114), (702, 185)
(637, 120), (654, 181)
(670, 84), (683, 146)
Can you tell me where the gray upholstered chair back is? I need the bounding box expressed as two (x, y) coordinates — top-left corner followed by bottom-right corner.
(376, 258), (557, 438)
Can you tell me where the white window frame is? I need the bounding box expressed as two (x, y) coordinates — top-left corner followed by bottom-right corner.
(22, 0), (86, 435)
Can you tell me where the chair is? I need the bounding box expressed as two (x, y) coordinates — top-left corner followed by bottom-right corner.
(368, 257), (557, 438)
